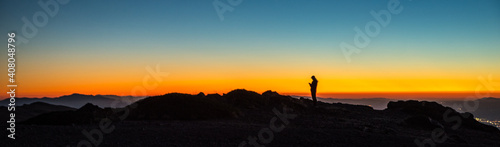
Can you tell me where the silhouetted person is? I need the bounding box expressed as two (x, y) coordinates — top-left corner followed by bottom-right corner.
(309, 75), (318, 106)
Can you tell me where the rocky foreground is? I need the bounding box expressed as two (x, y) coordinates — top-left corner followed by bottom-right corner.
(2, 89), (500, 147)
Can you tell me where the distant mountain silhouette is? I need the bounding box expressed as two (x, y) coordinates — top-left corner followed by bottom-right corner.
(0, 93), (145, 108)
(441, 97), (500, 120)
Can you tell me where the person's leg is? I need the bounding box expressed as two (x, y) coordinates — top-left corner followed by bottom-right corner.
(311, 90), (317, 106)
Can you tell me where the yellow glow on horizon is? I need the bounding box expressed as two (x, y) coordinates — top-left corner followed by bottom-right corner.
(4, 46), (498, 98)
(6, 75), (499, 98)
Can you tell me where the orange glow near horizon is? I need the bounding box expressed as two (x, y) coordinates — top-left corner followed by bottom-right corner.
(4, 75), (499, 99)
(2, 52), (499, 99)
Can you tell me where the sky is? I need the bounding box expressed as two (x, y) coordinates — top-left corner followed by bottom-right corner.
(1, 0), (499, 98)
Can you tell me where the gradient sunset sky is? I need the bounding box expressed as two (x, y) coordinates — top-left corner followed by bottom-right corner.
(1, 0), (499, 98)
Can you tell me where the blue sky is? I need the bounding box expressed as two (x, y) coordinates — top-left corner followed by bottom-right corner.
(0, 0), (499, 96)
(1, 0), (498, 57)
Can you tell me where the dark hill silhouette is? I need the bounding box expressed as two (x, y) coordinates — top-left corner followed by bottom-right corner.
(128, 93), (238, 120)
(0, 102), (75, 123)
(314, 97), (500, 122)
(223, 89), (306, 110)
(11, 89), (500, 146)
(20, 89), (340, 124)
(316, 97), (393, 110)
(387, 100), (499, 133)
(22, 103), (114, 125)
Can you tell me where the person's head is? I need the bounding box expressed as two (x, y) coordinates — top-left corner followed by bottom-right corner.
(311, 75), (316, 80)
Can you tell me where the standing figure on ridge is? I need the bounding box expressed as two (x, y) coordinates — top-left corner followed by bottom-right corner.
(309, 75), (318, 106)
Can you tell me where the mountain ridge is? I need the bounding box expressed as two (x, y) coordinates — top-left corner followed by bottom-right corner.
(0, 94), (145, 108)
(4, 89), (500, 146)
